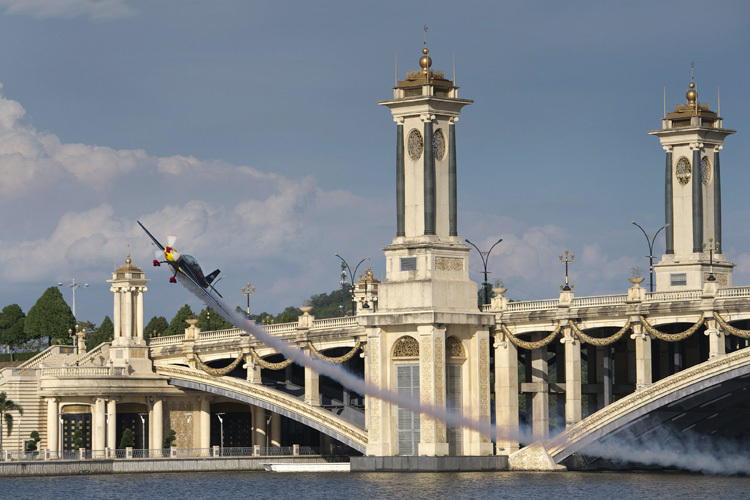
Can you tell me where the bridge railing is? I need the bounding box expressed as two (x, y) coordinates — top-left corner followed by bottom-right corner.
(312, 316), (359, 330)
(645, 289), (703, 302)
(4, 446), (344, 461)
(40, 366), (126, 378)
(506, 299), (559, 312)
(718, 286), (750, 298)
(571, 294), (628, 307)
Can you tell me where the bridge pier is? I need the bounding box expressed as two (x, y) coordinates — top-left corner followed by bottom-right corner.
(705, 318), (726, 359)
(494, 332), (519, 455)
(530, 334), (549, 441)
(562, 327), (581, 428)
(631, 322), (652, 390)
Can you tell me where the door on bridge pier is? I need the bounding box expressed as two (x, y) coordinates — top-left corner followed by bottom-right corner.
(60, 405), (92, 453)
(116, 404), (149, 450)
(210, 403), (252, 448)
(397, 364), (420, 456)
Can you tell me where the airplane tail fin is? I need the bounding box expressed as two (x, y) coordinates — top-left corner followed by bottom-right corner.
(205, 269), (220, 284)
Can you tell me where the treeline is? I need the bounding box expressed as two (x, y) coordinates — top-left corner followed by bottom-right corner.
(1, 287), (353, 359)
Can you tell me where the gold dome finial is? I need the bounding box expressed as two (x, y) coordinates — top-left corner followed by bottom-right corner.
(126, 244), (131, 266)
(686, 61), (697, 105)
(420, 25), (432, 73)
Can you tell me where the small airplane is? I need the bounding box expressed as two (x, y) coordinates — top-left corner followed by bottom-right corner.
(137, 221), (223, 298)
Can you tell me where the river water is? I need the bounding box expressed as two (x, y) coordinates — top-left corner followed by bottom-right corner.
(4, 471), (749, 500)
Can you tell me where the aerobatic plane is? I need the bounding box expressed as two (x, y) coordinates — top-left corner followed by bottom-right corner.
(137, 220), (224, 299)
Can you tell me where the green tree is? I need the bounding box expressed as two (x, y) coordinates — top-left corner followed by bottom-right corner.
(0, 304), (26, 361)
(144, 316), (169, 340)
(309, 289), (348, 318)
(166, 304), (195, 335)
(119, 428), (135, 449)
(276, 306), (302, 324)
(197, 307), (233, 331)
(86, 317), (114, 350)
(25, 287), (75, 345)
(26, 430), (40, 452)
(0, 392), (23, 452)
(164, 429), (176, 448)
(72, 429), (83, 451)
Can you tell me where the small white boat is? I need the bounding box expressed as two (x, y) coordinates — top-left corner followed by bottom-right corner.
(263, 463), (350, 473)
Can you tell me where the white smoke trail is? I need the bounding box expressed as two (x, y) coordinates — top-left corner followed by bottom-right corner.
(580, 426), (750, 475)
(178, 276), (496, 440)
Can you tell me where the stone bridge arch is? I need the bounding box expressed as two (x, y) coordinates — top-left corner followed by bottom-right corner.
(154, 365), (367, 453)
(515, 347), (750, 466)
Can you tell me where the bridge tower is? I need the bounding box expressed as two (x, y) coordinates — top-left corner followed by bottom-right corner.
(650, 76), (736, 291)
(107, 252), (152, 372)
(362, 42), (493, 457)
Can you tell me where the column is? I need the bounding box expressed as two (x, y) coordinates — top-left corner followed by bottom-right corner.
(136, 289), (144, 340)
(423, 117), (435, 236)
(467, 328), (492, 455)
(152, 399), (163, 451)
(396, 121), (405, 237)
(364, 330), (389, 456)
(93, 398), (106, 454)
(253, 406), (266, 448)
(531, 335), (549, 441)
(448, 121), (457, 237)
(494, 331), (519, 455)
(270, 413), (281, 447)
(106, 400), (117, 451)
(304, 363), (320, 406)
(46, 398), (59, 457)
(124, 286), (133, 339)
(705, 318), (726, 359)
(199, 397), (211, 450)
(714, 149), (722, 249)
(562, 327), (581, 428)
(113, 289), (121, 339)
(631, 323), (652, 390)
(417, 325), (448, 456)
(665, 149), (674, 254)
(244, 358), (261, 384)
(692, 146), (703, 253)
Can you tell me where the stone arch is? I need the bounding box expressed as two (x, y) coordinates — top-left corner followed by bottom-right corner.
(392, 335), (419, 358)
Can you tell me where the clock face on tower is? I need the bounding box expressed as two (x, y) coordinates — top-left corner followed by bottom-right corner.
(407, 129), (423, 160)
(676, 156), (692, 185)
(701, 156), (712, 185)
(433, 129), (445, 160)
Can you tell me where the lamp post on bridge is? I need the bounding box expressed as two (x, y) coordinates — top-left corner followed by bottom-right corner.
(241, 282), (256, 318)
(58, 278), (88, 320)
(216, 413), (225, 456)
(465, 238), (503, 306)
(335, 254), (366, 316)
(632, 221), (669, 292)
(559, 250), (575, 291)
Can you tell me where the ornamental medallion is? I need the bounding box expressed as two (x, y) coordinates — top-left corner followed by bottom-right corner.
(701, 156), (711, 185)
(433, 128), (446, 160)
(407, 129), (423, 160)
(676, 156), (692, 185)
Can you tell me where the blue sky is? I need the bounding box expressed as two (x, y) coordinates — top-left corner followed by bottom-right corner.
(0, 0), (749, 326)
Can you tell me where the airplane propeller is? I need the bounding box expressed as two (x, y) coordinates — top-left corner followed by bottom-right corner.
(166, 234), (177, 248)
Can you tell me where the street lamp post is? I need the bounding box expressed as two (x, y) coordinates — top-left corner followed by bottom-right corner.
(339, 263), (347, 316)
(241, 282), (255, 317)
(57, 278), (89, 319)
(632, 221), (669, 292)
(138, 413), (147, 454)
(559, 250), (575, 291)
(216, 413), (225, 456)
(185, 413), (192, 457)
(335, 254), (366, 315)
(465, 238), (503, 306)
(704, 238), (719, 282)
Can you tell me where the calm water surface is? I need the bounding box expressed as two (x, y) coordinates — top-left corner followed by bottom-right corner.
(3, 470), (749, 500)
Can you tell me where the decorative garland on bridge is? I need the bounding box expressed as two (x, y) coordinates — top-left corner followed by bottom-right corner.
(639, 314), (705, 342)
(247, 347), (294, 370)
(714, 312), (750, 339)
(306, 341), (361, 363)
(570, 320), (631, 346)
(195, 351), (245, 376)
(499, 324), (562, 350)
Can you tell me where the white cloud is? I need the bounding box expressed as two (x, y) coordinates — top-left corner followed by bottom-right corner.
(0, 0), (135, 21)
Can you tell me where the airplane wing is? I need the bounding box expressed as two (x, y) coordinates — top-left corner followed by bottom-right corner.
(137, 221), (165, 251)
